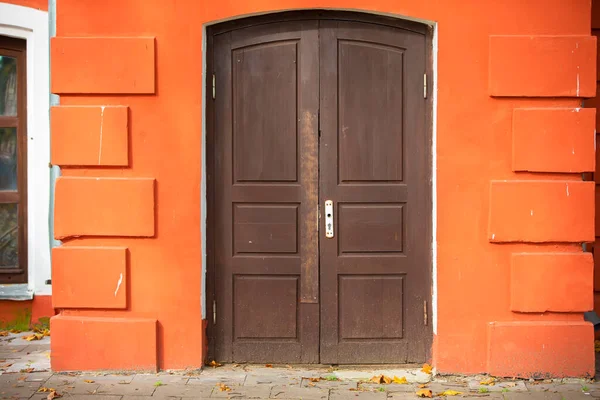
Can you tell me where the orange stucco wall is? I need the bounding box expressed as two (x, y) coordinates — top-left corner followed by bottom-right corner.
(49, 0), (597, 376)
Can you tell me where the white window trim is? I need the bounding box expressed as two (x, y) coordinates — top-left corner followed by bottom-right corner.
(0, 3), (51, 298)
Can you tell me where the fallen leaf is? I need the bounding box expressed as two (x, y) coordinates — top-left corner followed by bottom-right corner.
(0, 331), (9, 337)
(38, 388), (53, 393)
(208, 360), (222, 368)
(440, 390), (463, 396)
(422, 364), (433, 374)
(265, 364), (273, 368)
(83, 380), (95, 384)
(308, 377), (321, 382)
(393, 376), (408, 384)
(22, 333), (44, 342)
(418, 384), (429, 389)
(480, 378), (496, 386)
(217, 383), (231, 392)
(308, 382), (316, 387)
(20, 368), (34, 373)
(369, 375), (393, 384)
(416, 389), (433, 398)
(47, 391), (62, 400)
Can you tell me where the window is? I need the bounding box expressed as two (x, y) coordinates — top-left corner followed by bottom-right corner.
(0, 36), (27, 283)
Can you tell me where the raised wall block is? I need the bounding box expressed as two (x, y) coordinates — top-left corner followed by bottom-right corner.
(512, 108), (595, 173)
(487, 321), (594, 378)
(489, 35), (597, 97)
(54, 177), (155, 239)
(51, 316), (157, 371)
(511, 252), (593, 312)
(51, 106), (129, 166)
(488, 180), (594, 243)
(52, 246), (128, 309)
(51, 37), (155, 94)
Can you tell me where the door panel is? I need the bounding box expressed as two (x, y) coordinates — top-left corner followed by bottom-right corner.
(213, 20), (319, 363)
(319, 20), (430, 364)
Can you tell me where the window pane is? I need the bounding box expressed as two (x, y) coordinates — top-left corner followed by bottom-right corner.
(0, 203), (17, 267)
(0, 56), (17, 116)
(0, 127), (17, 190)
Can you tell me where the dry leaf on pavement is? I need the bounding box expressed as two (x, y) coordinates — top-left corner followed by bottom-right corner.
(422, 364), (433, 374)
(265, 364), (273, 368)
(480, 378), (495, 386)
(0, 331), (9, 336)
(83, 380), (95, 384)
(208, 360), (222, 368)
(308, 377), (321, 382)
(440, 390), (463, 396)
(20, 368), (34, 373)
(416, 389), (433, 398)
(217, 383), (231, 392)
(418, 384), (429, 388)
(47, 391), (62, 400)
(370, 375), (392, 384)
(393, 376), (408, 384)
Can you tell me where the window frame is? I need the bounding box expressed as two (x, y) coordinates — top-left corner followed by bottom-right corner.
(0, 36), (28, 284)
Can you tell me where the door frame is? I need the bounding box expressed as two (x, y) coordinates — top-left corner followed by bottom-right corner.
(204, 10), (435, 363)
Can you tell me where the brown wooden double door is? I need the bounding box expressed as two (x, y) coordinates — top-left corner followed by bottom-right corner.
(209, 13), (431, 364)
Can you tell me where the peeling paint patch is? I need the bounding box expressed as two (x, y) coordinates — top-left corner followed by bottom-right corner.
(566, 183), (570, 197)
(98, 106), (105, 164)
(114, 272), (123, 297)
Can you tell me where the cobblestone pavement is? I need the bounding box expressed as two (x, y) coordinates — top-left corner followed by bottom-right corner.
(1, 332), (599, 400)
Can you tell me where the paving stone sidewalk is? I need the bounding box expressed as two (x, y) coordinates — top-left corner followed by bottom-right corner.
(1, 332), (599, 400)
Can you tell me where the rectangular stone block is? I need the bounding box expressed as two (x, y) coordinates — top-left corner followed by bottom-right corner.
(54, 177), (155, 239)
(51, 37), (155, 94)
(52, 246), (127, 309)
(51, 106), (128, 166)
(51, 316), (157, 371)
(512, 108), (595, 173)
(511, 252), (593, 312)
(488, 180), (594, 243)
(489, 35), (596, 97)
(487, 321), (594, 378)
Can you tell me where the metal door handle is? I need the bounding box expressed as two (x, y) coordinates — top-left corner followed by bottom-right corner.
(325, 200), (334, 238)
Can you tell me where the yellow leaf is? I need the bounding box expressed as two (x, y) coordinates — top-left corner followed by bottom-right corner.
(480, 377), (496, 386)
(440, 390), (463, 396)
(38, 387), (53, 393)
(421, 364), (433, 374)
(393, 376), (408, 384)
(208, 360), (222, 368)
(418, 384), (429, 389)
(83, 380), (95, 384)
(382, 375), (392, 384)
(416, 389), (433, 398)
(217, 383), (231, 392)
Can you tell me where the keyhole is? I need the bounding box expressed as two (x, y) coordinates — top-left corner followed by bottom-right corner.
(327, 213), (332, 218)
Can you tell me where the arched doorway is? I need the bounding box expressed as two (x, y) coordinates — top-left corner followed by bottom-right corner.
(206, 11), (432, 364)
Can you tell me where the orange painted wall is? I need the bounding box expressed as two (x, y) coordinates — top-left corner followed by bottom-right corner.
(50, 0), (597, 376)
(1, 0), (46, 10)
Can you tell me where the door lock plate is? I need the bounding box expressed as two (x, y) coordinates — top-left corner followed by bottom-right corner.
(325, 200), (334, 238)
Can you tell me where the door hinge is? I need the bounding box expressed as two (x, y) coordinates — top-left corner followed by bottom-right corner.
(423, 73), (427, 99)
(423, 300), (428, 325)
(213, 300), (217, 325)
(212, 74), (216, 100)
